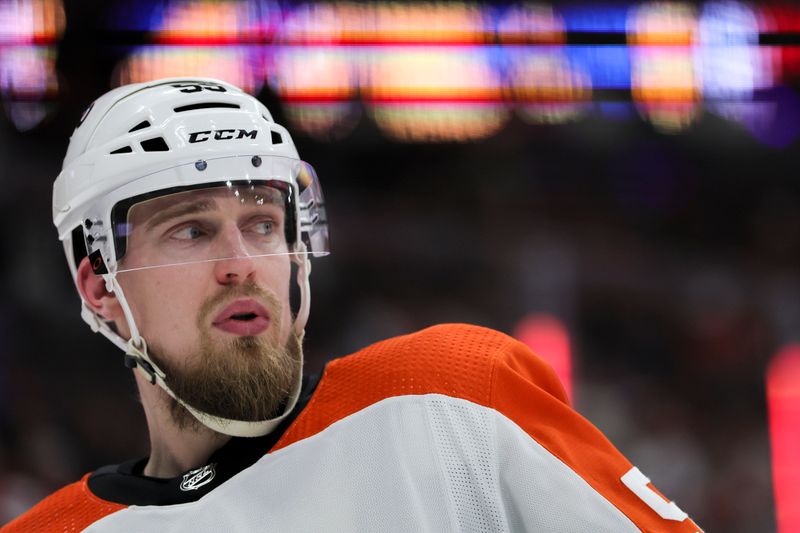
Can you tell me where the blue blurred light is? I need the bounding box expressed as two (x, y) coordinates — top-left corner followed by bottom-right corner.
(560, 4), (630, 33)
(566, 45), (631, 89)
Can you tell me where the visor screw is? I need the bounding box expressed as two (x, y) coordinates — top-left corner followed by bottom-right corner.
(84, 219), (93, 229)
(251, 155), (262, 167)
(195, 159), (207, 171)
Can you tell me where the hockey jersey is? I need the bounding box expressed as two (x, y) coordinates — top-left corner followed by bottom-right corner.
(2, 324), (702, 532)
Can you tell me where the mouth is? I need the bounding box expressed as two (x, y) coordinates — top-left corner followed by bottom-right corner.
(212, 298), (270, 336)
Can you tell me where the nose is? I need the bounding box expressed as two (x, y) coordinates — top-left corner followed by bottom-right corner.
(212, 222), (257, 285)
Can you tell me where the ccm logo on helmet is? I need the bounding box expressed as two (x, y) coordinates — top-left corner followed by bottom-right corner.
(188, 129), (257, 143)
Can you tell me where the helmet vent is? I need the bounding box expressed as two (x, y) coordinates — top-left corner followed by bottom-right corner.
(110, 145), (133, 154)
(128, 120), (151, 133)
(140, 137), (170, 152)
(174, 102), (240, 113)
(271, 130), (283, 144)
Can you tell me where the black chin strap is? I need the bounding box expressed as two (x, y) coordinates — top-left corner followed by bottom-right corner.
(124, 353), (159, 385)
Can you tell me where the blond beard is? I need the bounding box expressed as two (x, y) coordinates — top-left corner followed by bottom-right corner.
(148, 281), (302, 432)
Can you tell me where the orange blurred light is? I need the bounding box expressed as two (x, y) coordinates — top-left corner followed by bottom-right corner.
(513, 314), (573, 402)
(628, 3), (699, 132)
(369, 102), (507, 142)
(113, 46), (263, 94)
(368, 1), (490, 45)
(627, 1), (696, 45)
(271, 47), (359, 139)
(273, 47), (356, 102)
(279, 2), (491, 46)
(767, 345), (800, 533)
(506, 51), (592, 125)
(363, 48), (507, 141)
(153, 0), (270, 45)
(362, 48), (503, 103)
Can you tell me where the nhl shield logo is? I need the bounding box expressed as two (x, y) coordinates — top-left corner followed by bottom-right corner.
(180, 463), (217, 491)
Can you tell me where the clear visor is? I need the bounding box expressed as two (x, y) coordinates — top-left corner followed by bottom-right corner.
(110, 175), (327, 273)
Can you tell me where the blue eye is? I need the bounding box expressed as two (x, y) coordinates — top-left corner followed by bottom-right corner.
(171, 225), (206, 241)
(253, 221), (274, 235)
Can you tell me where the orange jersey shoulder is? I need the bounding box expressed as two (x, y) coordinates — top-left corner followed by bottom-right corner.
(274, 322), (568, 449)
(274, 323), (702, 532)
(1, 474), (126, 532)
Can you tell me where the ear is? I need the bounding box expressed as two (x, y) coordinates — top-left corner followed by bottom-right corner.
(76, 257), (123, 322)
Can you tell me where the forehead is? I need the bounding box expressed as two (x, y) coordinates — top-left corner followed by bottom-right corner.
(128, 184), (286, 225)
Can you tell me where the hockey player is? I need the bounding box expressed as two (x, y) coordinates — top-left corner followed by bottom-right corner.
(3, 78), (701, 532)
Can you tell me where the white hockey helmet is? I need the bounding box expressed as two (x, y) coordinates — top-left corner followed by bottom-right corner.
(53, 77), (329, 437)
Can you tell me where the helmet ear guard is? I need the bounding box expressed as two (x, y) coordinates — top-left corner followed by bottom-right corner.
(54, 78), (329, 437)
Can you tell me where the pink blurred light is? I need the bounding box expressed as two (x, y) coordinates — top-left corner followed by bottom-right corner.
(0, 0), (65, 45)
(513, 314), (573, 402)
(767, 345), (800, 533)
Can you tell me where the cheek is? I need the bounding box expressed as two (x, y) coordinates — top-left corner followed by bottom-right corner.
(262, 259), (293, 333)
(117, 269), (204, 340)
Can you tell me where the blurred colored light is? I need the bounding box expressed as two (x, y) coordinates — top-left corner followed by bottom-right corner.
(270, 46), (359, 139)
(363, 47), (507, 141)
(0, 45), (57, 98)
(760, 5), (800, 82)
(277, 2), (351, 45)
(628, 2), (699, 132)
(560, 4), (629, 33)
(698, 2), (777, 138)
(627, 1), (697, 45)
(104, 0), (800, 145)
(499, 5), (588, 124)
(0, 0), (65, 45)
(505, 48), (592, 124)
(699, 1), (765, 98)
(767, 345), (800, 533)
(271, 47), (356, 103)
(280, 2), (491, 46)
(0, 0), (64, 130)
(497, 3), (565, 45)
(371, 1), (490, 45)
(513, 313), (573, 402)
(113, 46), (264, 94)
(368, 102), (507, 142)
(363, 48), (502, 103)
(152, 0), (279, 45)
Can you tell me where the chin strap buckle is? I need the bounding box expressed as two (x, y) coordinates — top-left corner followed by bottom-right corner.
(124, 354), (159, 385)
(125, 353), (158, 385)
(125, 338), (163, 385)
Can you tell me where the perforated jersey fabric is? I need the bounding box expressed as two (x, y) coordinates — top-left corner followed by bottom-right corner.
(84, 395), (642, 532)
(3, 324), (702, 532)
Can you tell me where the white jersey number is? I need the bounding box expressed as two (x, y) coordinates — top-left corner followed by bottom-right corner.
(621, 467), (689, 522)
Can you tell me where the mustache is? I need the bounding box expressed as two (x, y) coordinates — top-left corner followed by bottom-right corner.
(198, 281), (282, 327)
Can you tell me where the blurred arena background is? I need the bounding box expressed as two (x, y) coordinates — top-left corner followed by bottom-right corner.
(2, 0), (800, 530)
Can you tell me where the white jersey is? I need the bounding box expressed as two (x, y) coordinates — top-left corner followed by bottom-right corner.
(3, 324), (702, 532)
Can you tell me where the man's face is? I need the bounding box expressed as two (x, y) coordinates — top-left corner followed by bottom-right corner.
(114, 184), (300, 428)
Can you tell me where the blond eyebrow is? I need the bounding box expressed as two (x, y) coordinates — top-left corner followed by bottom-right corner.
(144, 199), (217, 231)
